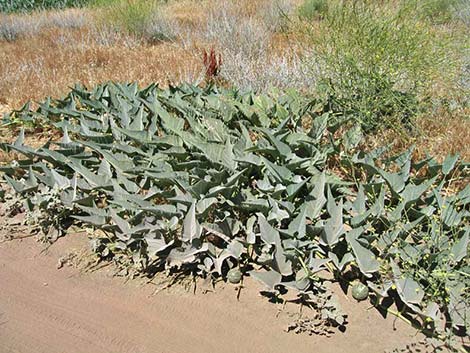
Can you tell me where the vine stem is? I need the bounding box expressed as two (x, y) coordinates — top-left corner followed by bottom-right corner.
(377, 304), (467, 353)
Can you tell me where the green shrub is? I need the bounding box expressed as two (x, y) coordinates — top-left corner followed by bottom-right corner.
(418, 0), (460, 24)
(298, 0), (328, 20)
(0, 0), (89, 13)
(93, 0), (158, 36)
(308, 0), (455, 131)
(92, 0), (174, 41)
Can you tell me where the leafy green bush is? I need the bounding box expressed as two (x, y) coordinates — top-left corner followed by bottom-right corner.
(0, 0), (89, 13)
(306, 0), (455, 131)
(98, 0), (152, 35)
(93, 0), (160, 37)
(418, 0), (460, 24)
(298, 0), (328, 20)
(1, 82), (468, 349)
(91, 0), (175, 41)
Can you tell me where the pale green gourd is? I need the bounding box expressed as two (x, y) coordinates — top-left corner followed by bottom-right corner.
(351, 281), (369, 301)
(227, 268), (243, 284)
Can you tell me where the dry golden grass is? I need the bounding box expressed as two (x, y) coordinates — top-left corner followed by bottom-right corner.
(163, 0), (214, 26)
(0, 0), (301, 108)
(415, 112), (470, 161)
(0, 123), (56, 164)
(0, 103), (60, 165)
(362, 109), (470, 162)
(0, 26), (202, 108)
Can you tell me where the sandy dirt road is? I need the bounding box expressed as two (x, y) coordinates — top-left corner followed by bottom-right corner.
(0, 235), (421, 353)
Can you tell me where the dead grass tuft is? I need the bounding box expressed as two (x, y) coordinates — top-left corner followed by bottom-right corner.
(364, 110), (470, 162)
(414, 111), (470, 161)
(0, 27), (202, 108)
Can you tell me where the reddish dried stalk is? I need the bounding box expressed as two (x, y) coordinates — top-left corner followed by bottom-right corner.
(203, 48), (222, 81)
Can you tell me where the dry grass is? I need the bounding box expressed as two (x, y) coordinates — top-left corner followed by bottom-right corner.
(0, 0), (300, 106)
(363, 109), (470, 162)
(0, 26), (202, 107)
(0, 124), (55, 164)
(0, 0), (308, 106)
(0, 103), (59, 165)
(414, 111), (470, 160)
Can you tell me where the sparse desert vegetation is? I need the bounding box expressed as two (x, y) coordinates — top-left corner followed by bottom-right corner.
(0, 1), (469, 352)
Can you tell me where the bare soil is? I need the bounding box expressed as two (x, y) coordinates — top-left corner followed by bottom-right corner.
(0, 231), (427, 353)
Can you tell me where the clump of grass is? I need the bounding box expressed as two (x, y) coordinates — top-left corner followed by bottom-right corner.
(221, 50), (314, 93)
(143, 11), (180, 43)
(204, 4), (270, 59)
(298, 0), (328, 20)
(260, 0), (293, 33)
(0, 0), (89, 13)
(87, 23), (141, 47)
(0, 16), (23, 41)
(0, 10), (90, 43)
(202, 1), (312, 92)
(92, 0), (177, 42)
(93, 0), (156, 36)
(48, 9), (89, 29)
(0, 14), (43, 41)
(306, 0), (458, 131)
(418, 0), (460, 24)
(454, 0), (470, 26)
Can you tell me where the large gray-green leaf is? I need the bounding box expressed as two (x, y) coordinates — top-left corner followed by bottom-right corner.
(321, 198), (344, 247)
(182, 201), (201, 242)
(450, 230), (469, 263)
(391, 262), (424, 306)
(248, 270), (282, 292)
(346, 228), (379, 275)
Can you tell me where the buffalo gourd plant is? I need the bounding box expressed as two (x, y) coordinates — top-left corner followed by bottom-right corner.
(1, 82), (468, 349)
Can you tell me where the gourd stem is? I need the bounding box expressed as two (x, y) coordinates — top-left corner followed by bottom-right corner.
(379, 305), (466, 353)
